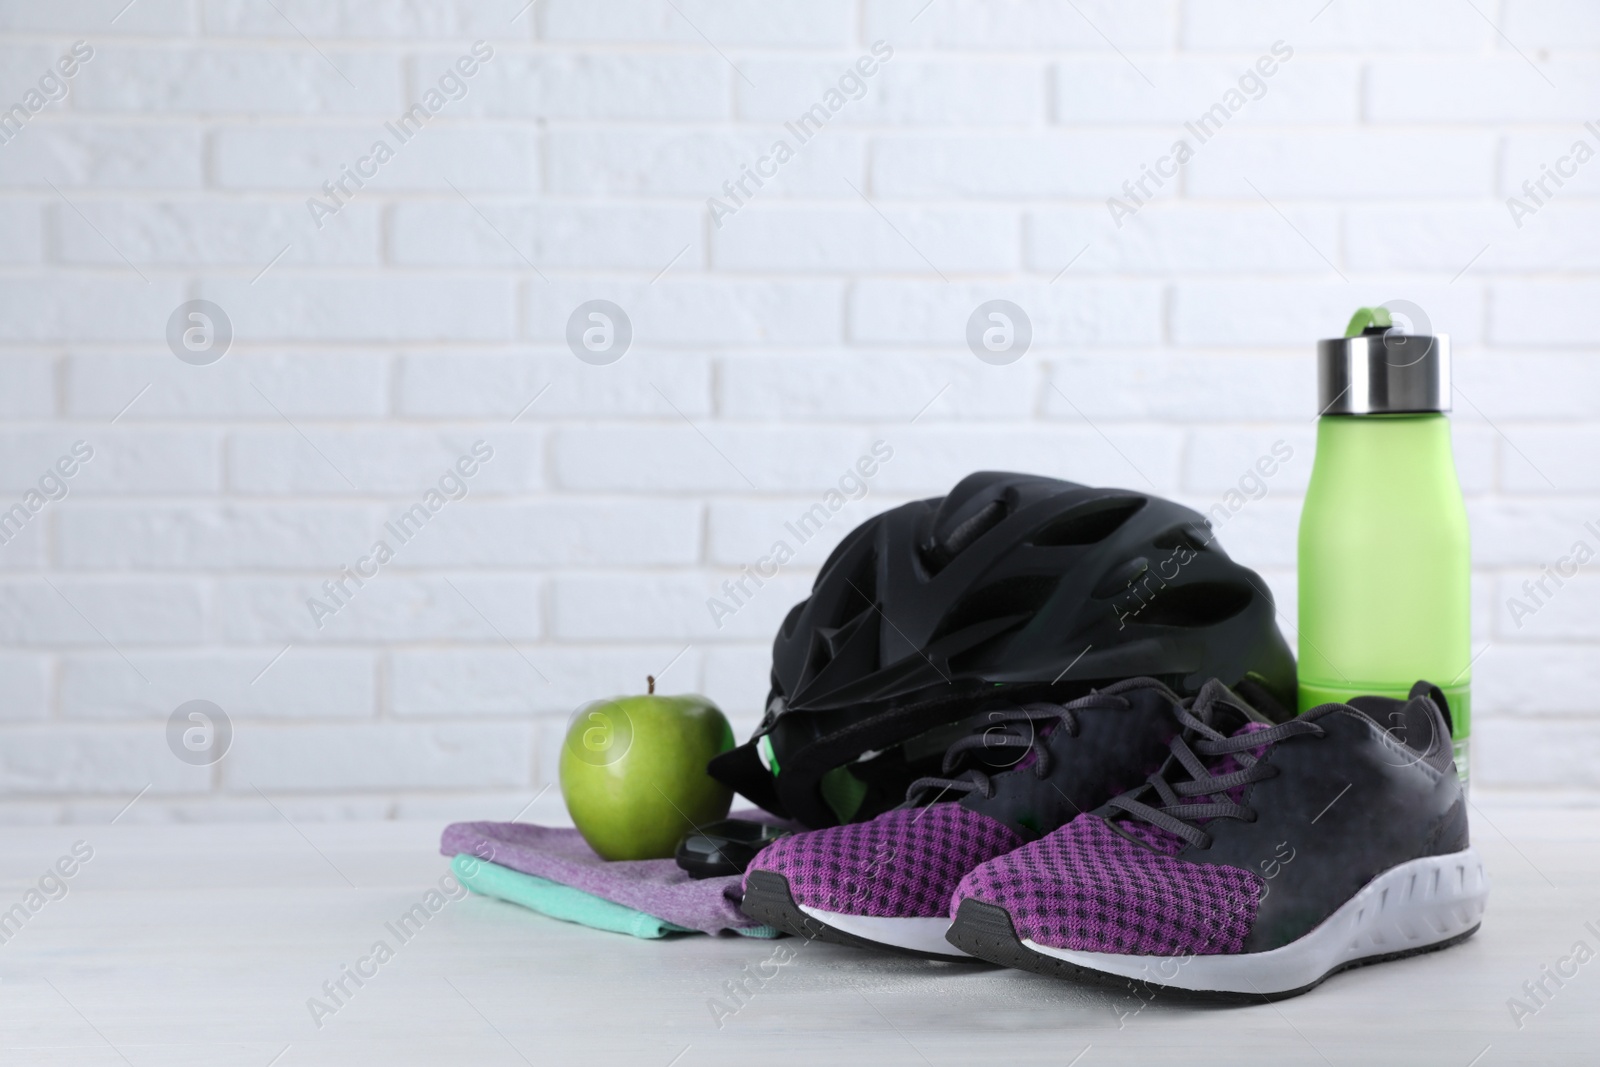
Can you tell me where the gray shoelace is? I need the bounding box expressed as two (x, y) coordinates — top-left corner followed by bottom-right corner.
(1106, 691), (1325, 850)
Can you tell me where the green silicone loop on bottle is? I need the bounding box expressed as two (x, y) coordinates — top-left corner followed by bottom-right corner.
(1343, 306), (1393, 337)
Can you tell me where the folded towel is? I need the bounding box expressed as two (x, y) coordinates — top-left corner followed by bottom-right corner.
(440, 817), (781, 937)
(451, 854), (692, 939)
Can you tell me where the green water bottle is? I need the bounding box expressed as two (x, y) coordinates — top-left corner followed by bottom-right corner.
(1298, 307), (1471, 784)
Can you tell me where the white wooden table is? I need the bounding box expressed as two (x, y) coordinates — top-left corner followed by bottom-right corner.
(1, 798), (1594, 1066)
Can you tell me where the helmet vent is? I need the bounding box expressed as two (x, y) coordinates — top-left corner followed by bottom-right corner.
(1152, 524), (1213, 554)
(921, 498), (1008, 575)
(1029, 498), (1144, 547)
(1134, 581), (1253, 627)
(1092, 556), (1150, 599)
(930, 574), (1059, 643)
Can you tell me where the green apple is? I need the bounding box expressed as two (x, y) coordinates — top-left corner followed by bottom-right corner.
(559, 676), (735, 861)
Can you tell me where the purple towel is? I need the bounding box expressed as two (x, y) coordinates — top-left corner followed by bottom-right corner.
(440, 817), (779, 936)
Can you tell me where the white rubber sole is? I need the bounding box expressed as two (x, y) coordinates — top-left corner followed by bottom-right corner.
(798, 904), (973, 959)
(1021, 846), (1489, 996)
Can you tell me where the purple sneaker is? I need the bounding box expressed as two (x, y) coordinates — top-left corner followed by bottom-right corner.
(947, 679), (1488, 999)
(740, 678), (1192, 959)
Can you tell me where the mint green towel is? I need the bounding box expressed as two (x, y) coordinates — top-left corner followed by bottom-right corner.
(451, 854), (783, 940)
(452, 854), (693, 938)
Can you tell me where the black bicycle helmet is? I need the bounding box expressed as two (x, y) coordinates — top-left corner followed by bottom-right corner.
(708, 471), (1296, 828)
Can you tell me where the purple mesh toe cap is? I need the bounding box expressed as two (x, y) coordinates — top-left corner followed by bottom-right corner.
(953, 815), (1264, 955)
(746, 804), (1024, 919)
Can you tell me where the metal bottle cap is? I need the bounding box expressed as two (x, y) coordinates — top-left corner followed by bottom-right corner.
(1316, 329), (1450, 415)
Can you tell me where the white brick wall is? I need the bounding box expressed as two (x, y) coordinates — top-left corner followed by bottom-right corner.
(1, 0), (1597, 821)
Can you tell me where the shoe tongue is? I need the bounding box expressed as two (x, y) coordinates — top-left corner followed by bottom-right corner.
(1160, 713), (1274, 815)
(1191, 679), (1270, 733)
(1110, 687), (1276, 854)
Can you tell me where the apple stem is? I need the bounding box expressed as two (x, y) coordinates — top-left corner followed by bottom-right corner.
(647, 675), (655, 695)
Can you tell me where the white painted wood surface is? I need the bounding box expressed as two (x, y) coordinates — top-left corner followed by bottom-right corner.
(1, 799), (1594, 1066)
